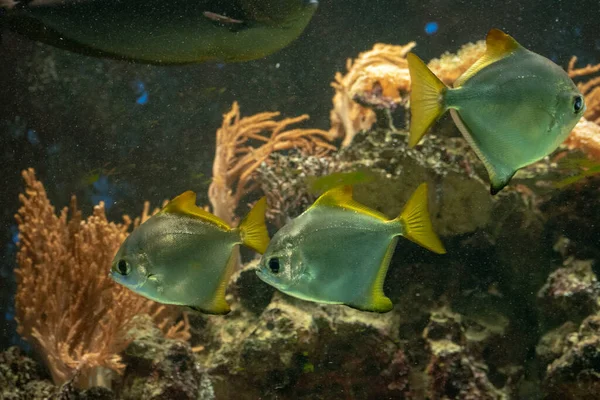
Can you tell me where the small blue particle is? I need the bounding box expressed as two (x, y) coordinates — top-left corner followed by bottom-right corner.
(133, 80), (149, 105)
(11, 225), (19, 245)
(425, 21), (439, 36)
(26, 129), (40, 146)
(92, 175), (115, 210)
(216, 63), (225, 69)
(136, 91), (149, 105)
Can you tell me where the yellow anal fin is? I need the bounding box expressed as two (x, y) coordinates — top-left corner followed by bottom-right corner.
(449, 110), (516, 195)
(407, 53), (448, 148)
(189, 251), (237, 315)
(311, 185), (388, 221)
(396, 183), (446, 254)
(454, 28), (523, 87)
(347, 238), (396, 313)
(238, 197), (270, 254)
(162, 191), (231, 231)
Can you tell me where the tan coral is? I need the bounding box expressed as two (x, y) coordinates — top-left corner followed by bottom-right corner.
(427, 40), (486, 86)
(563, 58), (600, 160)
(209, 102), (336, 225)
(330, 42), (416, 147)
(15, 169), (189, 388)
(563, 118), (600, 161)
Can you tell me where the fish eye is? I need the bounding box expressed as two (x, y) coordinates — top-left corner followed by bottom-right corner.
(573, 95), (584, 114)
(268, 258), (280, 274)
(116, 259), (130, 276)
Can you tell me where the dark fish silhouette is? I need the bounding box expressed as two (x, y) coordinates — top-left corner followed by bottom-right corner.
(1, 0), (318, 64)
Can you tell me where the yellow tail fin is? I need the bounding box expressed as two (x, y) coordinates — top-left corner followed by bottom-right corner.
(407, 53), (448, 148)
(395, 183), (446, 254)
(238, 197), (270, 254)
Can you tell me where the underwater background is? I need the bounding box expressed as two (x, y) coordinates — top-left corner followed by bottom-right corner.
(1, 0), (600, 398)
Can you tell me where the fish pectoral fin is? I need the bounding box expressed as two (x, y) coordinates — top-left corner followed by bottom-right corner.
(454, 29), (523, 87)
(202, 11), (248, 32)
(203, 11), (244, 25)
(394, 183), (446, 254)
(162, 191), (231, 231)
(406, 53), (448, 148)
(347, 239), (397, 313)
(311, 185), (388, 220)
(238, 197), (270, 254)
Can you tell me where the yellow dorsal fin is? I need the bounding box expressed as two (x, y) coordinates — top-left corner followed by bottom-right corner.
(311, 185), (388, 221)
(161, 191), (230, 231)
(238, 197), (270, 254)
(394, 183), (446, 254)
(454, 28), (523, 87)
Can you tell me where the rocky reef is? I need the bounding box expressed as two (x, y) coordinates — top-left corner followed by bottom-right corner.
(5, 121), (600, 399)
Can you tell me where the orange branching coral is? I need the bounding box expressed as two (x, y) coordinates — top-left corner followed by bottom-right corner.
(330, 42), (416, 147)
(15, 169), (189, 388)
(568, 57), (600, 124)
(427, 40), (486, 86)
(564, 118), (600, 161)
(209, 102), (336, 225)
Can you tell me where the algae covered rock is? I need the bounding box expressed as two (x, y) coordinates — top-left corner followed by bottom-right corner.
(120, 315), (213, 400)
(0, 346), (55, 399)
(257, 129), (494, 236)
(423, 308), (510, 400)
(536, 322), (579, 367)
(194, 291), (412, 399)
(538, 259), (600, 324)
(543, 315), (600, 400)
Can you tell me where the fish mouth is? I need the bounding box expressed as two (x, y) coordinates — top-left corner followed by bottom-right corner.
(255, 268), (272, 285)
(255, 269), (266, 280)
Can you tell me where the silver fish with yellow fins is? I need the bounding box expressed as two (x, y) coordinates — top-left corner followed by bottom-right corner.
(256, 183), (446, 313)
(407, 29), (586, 194)
(110, 191), (269, 315)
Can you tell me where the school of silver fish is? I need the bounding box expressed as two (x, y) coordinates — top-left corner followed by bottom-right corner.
(104, 28), (586, 313)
